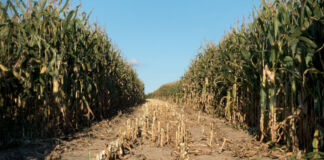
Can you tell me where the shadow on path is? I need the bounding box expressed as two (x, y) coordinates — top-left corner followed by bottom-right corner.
(0, 100), (146, 160)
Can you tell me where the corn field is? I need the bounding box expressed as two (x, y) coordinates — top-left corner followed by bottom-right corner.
(0, 0), (144, 147)
(146, 81), (183, 103)
(150, 0), (324, 153)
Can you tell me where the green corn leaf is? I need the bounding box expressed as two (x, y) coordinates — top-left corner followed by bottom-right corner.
(241, 50), (250, 60)
(299, 36), (317, 48)
(19, 0), (27, 8)
(40, 0), (46, 11)
(274, 18), (280, 39)
(261, 0), (268, 10)
(289, 38), (299, 54)
(60, 0), (69, 13)
(283, 56), (294, 68)
(8, 1), (19, 16)
(85, 9), (93, 22)
(267, 32), (274, 46)
(305, 52), (314, 66)
(270, 49), (276, 65)
(63, 10), (74, 31)
(313, 6), (321, 19)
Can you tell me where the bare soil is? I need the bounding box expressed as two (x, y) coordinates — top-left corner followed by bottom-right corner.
(0, 99), (288, 160)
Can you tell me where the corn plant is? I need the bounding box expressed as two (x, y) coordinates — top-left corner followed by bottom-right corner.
(0, 0), (144, 147)
(150, 0), (324, 154)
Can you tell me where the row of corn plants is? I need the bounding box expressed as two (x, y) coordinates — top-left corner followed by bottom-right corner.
(150, 0), (323, 154)
(146, 81), (183, 103)
(0, 0), (144, 147)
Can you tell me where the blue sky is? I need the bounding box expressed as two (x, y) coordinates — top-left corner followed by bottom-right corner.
(78, 0), (261, 94)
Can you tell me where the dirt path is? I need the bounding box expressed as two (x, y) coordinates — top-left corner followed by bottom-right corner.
(0, 99), (287, 160)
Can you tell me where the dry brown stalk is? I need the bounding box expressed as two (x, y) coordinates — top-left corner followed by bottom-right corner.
(176, 131), (179, 147)
(209, 123), (214, 147)
(219, 138), (227, 153)
(158, 121), (161, 136)
(198, 111), (201, 123)
(160, 128), (165, 147)
(134, 118), (138, 139)
(146, 117), (150, 133)
(202, 126), (205, 136)
(166, 122), (170, 144)
(126, 119), (130, 139)
(178, 125), (182, 144)
(152, 117), (156, 142)
(179, 142), (189, 160)
(142, 118), (147, 139)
